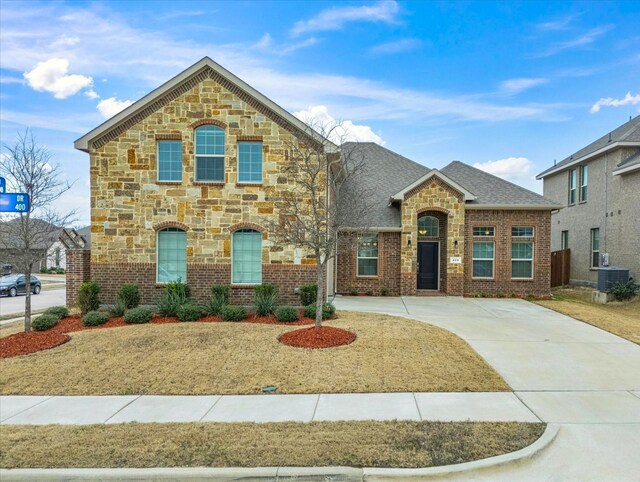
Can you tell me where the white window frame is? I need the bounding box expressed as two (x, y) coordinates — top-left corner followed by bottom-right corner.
(195, 125), (225, 182)
(156, 227), (187, 284)
(590, 228), (600, 269)
(568, 169), (577, 205)
(237, 141), (263, 184)
(357, 234), (379, 277)
(157, 140), (183, 182)
(561, 230), (569, 250)
(579, 165), (588, 202)
(511, 241), (534, 280)
(472, 241), (494, 279)
(231, 229), (263, 285)
(473, 226), (495, 237)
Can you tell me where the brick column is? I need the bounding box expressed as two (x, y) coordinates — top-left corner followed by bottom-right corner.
(66, 249), (90, 307)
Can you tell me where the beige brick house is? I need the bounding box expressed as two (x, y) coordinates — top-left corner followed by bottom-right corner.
(70, 57), (561, 305)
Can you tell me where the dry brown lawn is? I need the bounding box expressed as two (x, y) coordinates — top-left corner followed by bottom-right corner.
(0, 311), (509, 394)
(536, 288), (640, 345)
(0, 320), (23, 338)
(0, 421), (545, 469)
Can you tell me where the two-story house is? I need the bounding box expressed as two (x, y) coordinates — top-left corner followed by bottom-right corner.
(69, 57), (561, 306)
(537, 115), (640, 286)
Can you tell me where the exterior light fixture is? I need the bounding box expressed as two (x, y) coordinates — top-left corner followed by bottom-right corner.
(454, 240), (459, 249)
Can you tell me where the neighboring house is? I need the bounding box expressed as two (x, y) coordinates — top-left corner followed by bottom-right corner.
(70, 57), (560, 305)
(46, 226), (91, 270)
(537, 116), (640, 286)
(0, 218), (61, 273)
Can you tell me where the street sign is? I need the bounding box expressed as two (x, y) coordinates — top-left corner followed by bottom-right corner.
(0, 177), (5, 194)
(0, 193), (30, 213)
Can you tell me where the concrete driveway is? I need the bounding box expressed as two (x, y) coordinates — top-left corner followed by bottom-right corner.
(334, 296), (640, 481)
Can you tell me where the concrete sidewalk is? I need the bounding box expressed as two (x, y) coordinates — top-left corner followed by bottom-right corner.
(0, 392), (540, 425)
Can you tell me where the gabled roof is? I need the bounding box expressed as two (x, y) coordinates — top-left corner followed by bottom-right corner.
(441, 161), (561, 209)
(390, 169), (476, 202)
(74, 57), (335, 153)
(537, 115), (640, 179)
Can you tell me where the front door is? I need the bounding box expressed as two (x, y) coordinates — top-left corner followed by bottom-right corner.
(417, 242), (439, 290)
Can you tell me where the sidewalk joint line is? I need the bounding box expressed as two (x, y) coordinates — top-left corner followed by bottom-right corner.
(0, 395), (54, 423)
(628, 391), (640, 400)
(198, 395), (223, 422)
(512, 392), (544, 423)
(311, 394), (321, 422)
(412, 392), (423, 421)
(399, 296), (410, 314)
(103, 395), (141, 423)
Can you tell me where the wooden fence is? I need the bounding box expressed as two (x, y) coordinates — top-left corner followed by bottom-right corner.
(551, 248), (571, 287)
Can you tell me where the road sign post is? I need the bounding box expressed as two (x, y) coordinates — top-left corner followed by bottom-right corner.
(0, 177), (5, 194)
(0, 193), (30, 213)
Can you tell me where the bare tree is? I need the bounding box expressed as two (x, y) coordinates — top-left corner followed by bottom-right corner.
(265, 122), (376, 327)
(0, 129), (75, 332)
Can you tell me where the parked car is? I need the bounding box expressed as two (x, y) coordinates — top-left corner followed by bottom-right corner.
(0, 274), (41, 297)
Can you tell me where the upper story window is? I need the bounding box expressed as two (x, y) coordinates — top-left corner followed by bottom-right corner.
(157, 227), (187, 283)
(157, 140), (182, 182)
(418, 215), (439, 238)
(357, 234), (379, 277)
(568, 169), (577, 205)
(195, 125), (225, 182)
(579, 165), (588, 202)
(238, 142), (263, 183)
(232, 229), (262, 284)
(590, 228), (600, 268)
(473, 226), (495, 237)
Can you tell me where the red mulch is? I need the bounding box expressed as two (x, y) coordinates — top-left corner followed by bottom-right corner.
(279, 326), (356, 349)
(0, 311), (322, 358)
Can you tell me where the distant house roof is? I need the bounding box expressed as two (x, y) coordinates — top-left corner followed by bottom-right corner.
(76, 226), (91, 249)
(0, 219), (61, 250)
(537, 115), (640, 179)
(340, 143), (561, 229)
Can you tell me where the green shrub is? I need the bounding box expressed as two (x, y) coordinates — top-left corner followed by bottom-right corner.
(32, 314), (60, 331)
(166, 279), (191, 300)
(298, 284), (317, 306)
(43, 306), (69, 320)
(78, 281), (100, 315)
(275, 306), (299, 323)
(124, 307), (153, 324)
(156, 280), (191, 317)
(221, 305), (247, 322)
(254, 283), (278, 316)
(211, 285), (230, 304)
(117, 283), (140, 309)
(608, 280), (639, 301)
(177, 303), (202, 322)
(380, 287), (389, 297)
(350, 289), (358, 296)
(82, 310), (110, 327)
(202, 285), (230, 316)
(108, 299), (127, 317)
(366, 290), (373, 296)
(303, 302), (335, 320)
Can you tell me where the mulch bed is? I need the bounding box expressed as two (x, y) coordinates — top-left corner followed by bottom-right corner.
(0, 311), (318, 358)
(279, 326), (356, 349)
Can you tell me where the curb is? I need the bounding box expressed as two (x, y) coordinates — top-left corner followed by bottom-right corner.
(0, 424), (558, 481)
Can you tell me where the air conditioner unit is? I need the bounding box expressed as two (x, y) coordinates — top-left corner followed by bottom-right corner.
(597, 267), (630, 292)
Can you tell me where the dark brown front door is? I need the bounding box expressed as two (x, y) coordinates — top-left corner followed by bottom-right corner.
(417, 242), (439, 290)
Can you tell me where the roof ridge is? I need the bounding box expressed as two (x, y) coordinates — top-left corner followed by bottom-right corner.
(343, 141), (431, 171)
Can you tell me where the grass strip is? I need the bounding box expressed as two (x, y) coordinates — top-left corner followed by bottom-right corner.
(0, 421), (545, 469)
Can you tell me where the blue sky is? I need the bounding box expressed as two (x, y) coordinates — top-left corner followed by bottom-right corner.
(1, 0), (639, 226)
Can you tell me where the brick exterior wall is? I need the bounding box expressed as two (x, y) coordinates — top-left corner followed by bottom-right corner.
(463, 210), (551, 296)
(336, 232), (401, 295)
(90, 262), (315, 306)
(66, 249), (90, 307)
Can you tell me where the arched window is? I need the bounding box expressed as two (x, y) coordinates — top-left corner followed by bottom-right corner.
(157, 227), (187, 283)
(418, 215), (439, 238)
(195, 125), (225, 182)
(232, 229), (262, 284)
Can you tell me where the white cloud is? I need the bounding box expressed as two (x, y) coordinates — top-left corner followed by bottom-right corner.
(473, 157), (539, 191)
(590, 91), (640, 113)
(370, 38), (422, 55)
(535, 14), (580, 32)
(51, 35), (80, 47)
(85, 89), (100, 100)
(534, 25), (613, 58)
(23, 58), (93, 99)
(291, 0), (399, 36)
(96, 97), (134, 118)
(500, 77), (548, 95)
(293, 105), (384, 145)
(0, 76), (23, 84)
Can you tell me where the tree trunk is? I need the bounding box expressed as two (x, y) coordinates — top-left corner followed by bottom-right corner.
(24, 263), (33, 332)
(315, 262), (324, 328)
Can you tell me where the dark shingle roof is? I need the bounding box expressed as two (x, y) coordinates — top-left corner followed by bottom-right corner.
(76, 226), (91, 249)
(441, 161), (558, 207)
(341, 143), (559, 228)
(537, 115), (640, 178)
(340, 142), (429, 227)
(617, 150), (640, 168)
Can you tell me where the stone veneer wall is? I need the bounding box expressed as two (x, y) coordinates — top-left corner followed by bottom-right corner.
(400, 178), (465, 295)
(86, 69), (321, 301)
(66, 249), (91, 307)
(336, 232), (401, 295)
(463, 210), (551, 296)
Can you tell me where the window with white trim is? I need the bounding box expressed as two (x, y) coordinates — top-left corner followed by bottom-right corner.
(232, 229), (262, 284)
(157, 228), (187, 283)
(157, 140), (182, 182)
(511, 226), (534, 279)
(579, 165), (588, 202)
(473, 226), (495, 237)
(417, 215), (439, 238)
(568, 169), (577, 205)
(195, 125), (225, 182)
(472, 241), (494, 278)
(357, 234), (379, 277)
(561, 230), (569, 250)
(590, 228), (600, 268)
(238, 142), (263, 183)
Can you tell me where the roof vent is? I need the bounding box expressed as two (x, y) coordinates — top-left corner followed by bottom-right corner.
(608, 132), (612, 143)
(554, 159), (556, 165)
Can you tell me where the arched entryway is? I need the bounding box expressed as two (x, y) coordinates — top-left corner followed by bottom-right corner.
(417, 211), (447, 291)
